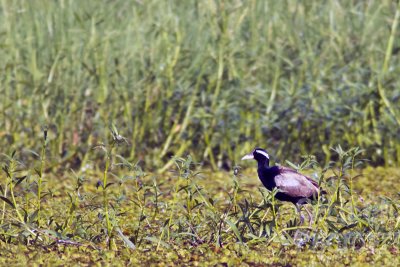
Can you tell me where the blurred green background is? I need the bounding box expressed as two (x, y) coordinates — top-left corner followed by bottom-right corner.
(1, 0), (399, 171)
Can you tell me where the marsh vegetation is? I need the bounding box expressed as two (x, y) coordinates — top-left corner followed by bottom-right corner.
(0, 1), (399, 265)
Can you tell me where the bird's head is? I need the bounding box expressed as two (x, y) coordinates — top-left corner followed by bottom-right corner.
(241, 148), (270, 166)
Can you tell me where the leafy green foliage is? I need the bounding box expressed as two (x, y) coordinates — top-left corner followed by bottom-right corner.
(0, 1), (399, 171)
(0, 143), (399, 265)
(0, 0), (400, 265)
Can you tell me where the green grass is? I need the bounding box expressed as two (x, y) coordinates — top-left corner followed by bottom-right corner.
(0, 0), (400, 265)
(0, 0), (399, 170)
(0, 145), (399, 265)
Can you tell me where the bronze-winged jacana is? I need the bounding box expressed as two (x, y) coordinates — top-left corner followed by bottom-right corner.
(242, 148), (323, 226)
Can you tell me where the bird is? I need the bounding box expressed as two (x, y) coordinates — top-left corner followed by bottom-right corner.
(241, 147), (323, 226)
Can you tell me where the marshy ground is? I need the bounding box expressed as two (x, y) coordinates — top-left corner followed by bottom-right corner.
(0, 149), (399, 266)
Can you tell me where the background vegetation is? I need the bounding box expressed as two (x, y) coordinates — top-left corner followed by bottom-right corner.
(1, 0), (400, 171)
(0, 0), (399, 265)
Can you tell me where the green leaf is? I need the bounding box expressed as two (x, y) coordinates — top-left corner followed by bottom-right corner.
(116, 227), (136, 250)
(144, 236), (170, 249)
(326, 220), (339, 232)
(2, 166), (11, 178)
(225, 218), (243, 243)
(105, 182), (115, 189)
(29, 209), (39, 223)
(14, 176), (27, 187)
(110, 123), (118, 136)
(285, 160), (299, 170)
(22, 208), (28, 223)
(42, 229), (63, 239)
(0, 196), (15, 209)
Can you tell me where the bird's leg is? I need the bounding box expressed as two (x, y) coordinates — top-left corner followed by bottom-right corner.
(295, 203), (304, 226)
(294, 203), (304, 241)
(303, 205), (313, 227)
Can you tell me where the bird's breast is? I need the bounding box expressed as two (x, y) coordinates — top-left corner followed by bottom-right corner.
(257, 168), (277, 191)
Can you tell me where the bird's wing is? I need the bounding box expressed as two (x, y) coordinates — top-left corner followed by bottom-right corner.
(274, 168), (319, 198)
(280, 166), (321, 188)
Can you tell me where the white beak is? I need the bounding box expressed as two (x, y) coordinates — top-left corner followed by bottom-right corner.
(241, 153), (254, 160)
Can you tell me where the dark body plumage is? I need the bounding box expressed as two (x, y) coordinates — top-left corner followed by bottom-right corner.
(242, 147), (322, 226)
(257, 165), (320, 203)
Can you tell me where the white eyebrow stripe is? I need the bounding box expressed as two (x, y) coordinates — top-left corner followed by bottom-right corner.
(255, 150), (269, 159)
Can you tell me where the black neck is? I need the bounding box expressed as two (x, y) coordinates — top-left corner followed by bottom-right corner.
(257, 158), (270, 170)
